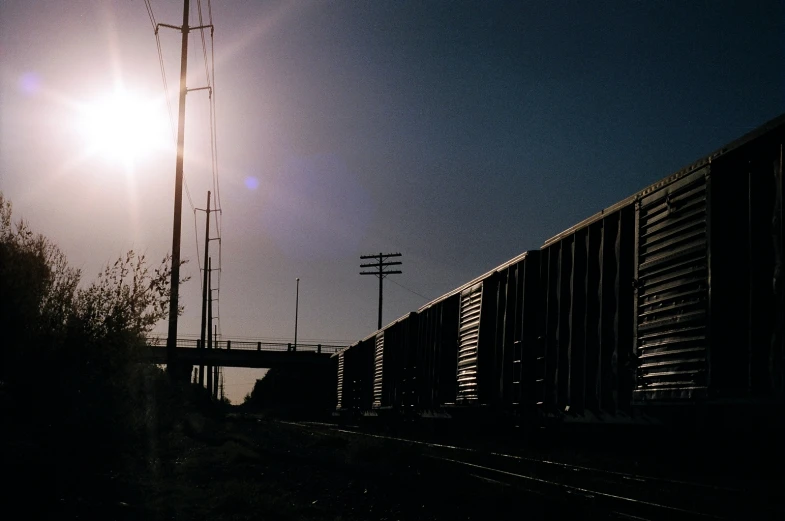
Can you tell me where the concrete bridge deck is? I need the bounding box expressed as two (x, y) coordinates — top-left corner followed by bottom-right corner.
(143, 338), (343, 369)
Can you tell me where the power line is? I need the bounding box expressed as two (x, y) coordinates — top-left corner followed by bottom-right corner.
(193, 208), (202, 292)
(145, 0), (195, 213)
(143, 0), (156, 28)
(388, 277), (431, 301)
(196, 0), (211, 86)
(145, 0), (221, 347)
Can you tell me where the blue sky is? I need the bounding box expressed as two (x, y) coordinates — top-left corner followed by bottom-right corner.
(2, 0), (783, 400)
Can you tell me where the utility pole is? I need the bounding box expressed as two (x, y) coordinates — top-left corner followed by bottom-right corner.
(209, 257), (219, 399)
(164, 0), (191, 377)
(360, 253), (402, 330)
(213, 324), (219, 399)
(159, 0), (214, 378)
(206, 256), (213, 394)
(220, 368), (225, 401)
(294, 278), (300, 351)
(198, 191), (211, 387)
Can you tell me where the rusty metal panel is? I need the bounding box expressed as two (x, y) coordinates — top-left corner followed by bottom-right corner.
(494, 265), (515, 407)
(382, 323), (403, 409)
(386, 314), (419, 411)
(422, 294), (460, 407)
(344, 345), (358, 410)
(555, 235), (573, 409)
(704, 128), (785, 400)
(457, 282), (483, 402)
(403, 314), (421, 411)
(372, 332), (384, 407)
(493, 252), (540, 413)
(337, 352), (344, 409)
(416, 306), (437, 408)
(341, 338), (375, 411)
(359, 338), (376, 410)
(568, 227), (588, 415)
(540, 202), (636, 421)
(634, 167), (709, 401)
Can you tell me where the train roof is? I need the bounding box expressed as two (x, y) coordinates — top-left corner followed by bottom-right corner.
(333, 250), (538, 357)
(542, 113), (785, 248)
(416, 250), (535, 312)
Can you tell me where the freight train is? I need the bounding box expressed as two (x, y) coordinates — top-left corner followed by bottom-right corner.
(334, 115), (785, 436)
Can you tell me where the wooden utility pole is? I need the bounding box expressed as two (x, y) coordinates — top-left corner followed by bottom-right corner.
(213, 326), (219, 399)
(206, 256), (213, 393)
(198, 192), (211, 386)
(294, 278), (300, 351)
(360, 253), (402, 330)
(164, 0), (191, 377)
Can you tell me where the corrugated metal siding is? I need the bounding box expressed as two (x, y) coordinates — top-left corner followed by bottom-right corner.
(358, 338), (376, 410)
(337, 352), (344, 409)
(539, 205), (636, 419)
(433, 296), (460, 406)
(373, 333), (384, 407)
(635, 167), (709, 400)
(457, 282), (483, 402)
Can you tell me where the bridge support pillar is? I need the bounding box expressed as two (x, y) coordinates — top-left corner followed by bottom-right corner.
(197, 339), (204, 387)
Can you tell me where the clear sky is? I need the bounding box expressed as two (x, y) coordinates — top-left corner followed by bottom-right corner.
(2, 0), (783, 402)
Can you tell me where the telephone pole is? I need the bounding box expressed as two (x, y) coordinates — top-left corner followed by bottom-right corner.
(198, 191), (211, 386)
(294, 278), (300, 351)
(360, 253), (402, 330)
(163, 0), (191, 377)
(206, 257), (213, 394)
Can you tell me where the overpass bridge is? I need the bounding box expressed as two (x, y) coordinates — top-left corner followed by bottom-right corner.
(144, 337), (344, 369)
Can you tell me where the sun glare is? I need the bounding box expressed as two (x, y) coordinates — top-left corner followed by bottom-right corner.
(77, 89), (171, 166)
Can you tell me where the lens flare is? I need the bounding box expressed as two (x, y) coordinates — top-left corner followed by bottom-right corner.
(76, 89), (170, 166)
(245, 176), (260, 190)
(18, 72), (41, 95)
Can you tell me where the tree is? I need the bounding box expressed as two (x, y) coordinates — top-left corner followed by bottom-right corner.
(0, 191), (191, 509)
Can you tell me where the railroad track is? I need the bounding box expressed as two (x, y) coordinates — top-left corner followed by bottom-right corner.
(279, 420), (783, 521)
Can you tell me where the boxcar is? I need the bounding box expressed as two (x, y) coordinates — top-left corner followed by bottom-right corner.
(335, 335), (374, 414)
(371, 312), (419, 414)
(416, 251), (540, 418)
(536, 113), (785, 429)
(537, 197), (637, 424)
(631, 115), (784, 423)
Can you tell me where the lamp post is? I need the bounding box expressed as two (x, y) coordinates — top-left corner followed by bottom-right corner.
(294, 278), (299, 351)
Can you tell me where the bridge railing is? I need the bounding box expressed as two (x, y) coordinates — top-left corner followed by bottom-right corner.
(145, 337), (345, 354)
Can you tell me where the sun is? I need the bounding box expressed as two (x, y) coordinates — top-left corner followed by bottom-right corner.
(76, 89), (171, 166)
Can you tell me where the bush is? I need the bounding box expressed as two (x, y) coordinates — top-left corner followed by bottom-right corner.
(0, 192), (192, 511)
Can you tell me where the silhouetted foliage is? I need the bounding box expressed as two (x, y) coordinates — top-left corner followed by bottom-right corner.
(0, 192), (194, 515)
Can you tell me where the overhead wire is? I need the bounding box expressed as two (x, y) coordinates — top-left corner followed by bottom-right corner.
(145, 0), (221, 334)
(196, 0), (211, 86)
(143, 0), (156, 29)
(201, 0), (223, 340)
(388, 277), (432, 301)
(193, 209), (202, 292)
(144, 0), (195, 212)
(190, 0), (223, 340)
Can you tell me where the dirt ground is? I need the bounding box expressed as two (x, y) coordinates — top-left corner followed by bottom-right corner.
(10, 408), (780, 520)
(113, 412), (607, 521)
